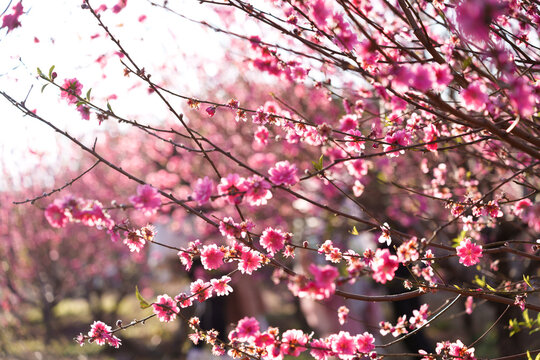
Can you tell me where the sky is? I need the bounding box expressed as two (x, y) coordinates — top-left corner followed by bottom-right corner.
(0, 0), (229, 189)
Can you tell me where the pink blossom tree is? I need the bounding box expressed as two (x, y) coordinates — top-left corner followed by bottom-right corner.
(1, 0), (540, 358)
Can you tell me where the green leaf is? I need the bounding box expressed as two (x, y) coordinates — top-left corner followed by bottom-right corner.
(41, 84), (49, 93)
(523, 310), (531, 327)
(37, 67), (44, 77)
(350, 226), (359, 235)
(462, 56), (472, 70)
(473, 275), (485, 288)
(75, 101), (85, 107)
(107, 101), (113, 113)
(48, 65), (55, 79)
(452, 230), (467, 247)
(135, 285), (151, 309)
(486, 283), (496, 292)
(509, 318), (520, 337)
(86, 88), (92, 101)
(523, 275), (533, 289)
(312, 154), (324, 171)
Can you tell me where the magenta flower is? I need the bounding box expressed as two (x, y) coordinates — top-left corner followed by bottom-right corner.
(60, 78), (83, 105)
(87, 321), (121, 348)
(45, 202), (68, 228)
(461, 81), (488, 112)
(200, 244), (224, 270)
(310, 338), (333, 360)
(456, 238), (483, 266)
(383, 129), (411, 157)
(88, 321), (112, 346)
(344, 129), (365, 153)
(210, 276), (233, 296)
(123, 230), (145, 253)
(456, 0), (504, 42)
(254, 126), (269, 146)
(371, 248), (399, 284)
(259, 227), (286, 256)
(129, 184), (161, 216)
(411, 63), (435, 92)
(190, 279), (212, 302)
(238, 248), (263, 275)
(245, 175), (272, 206)
(268, 160), (299, 186)
(192, 176), (214, 205)
(152, 294), (179, 322)
(235, 317), (260, 341)
(330, 331), (356, 356)
(356, 332), (375, 353)
(217, 173), (248, 205)
(1, 2), (23, 33)
(280, 329), (308, 357)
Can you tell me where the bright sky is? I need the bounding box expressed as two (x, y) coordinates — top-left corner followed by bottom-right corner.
(0, 0), (232, 189)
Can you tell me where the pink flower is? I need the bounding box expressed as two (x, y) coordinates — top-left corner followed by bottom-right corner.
(346, 159), (369, 179)
(217, 173), (248, 204)
(461, 81), (488, 112)
(123, 230), (145, 253)
(432, 64), (453, 91)
(448, 340), (476, 360)
(352, 180), (365, 197)
(339, 114), (358, 132)
(219, 217), (243, 239)
(60, 78), (83, 105)
(300, 264), (339, 299)
(238, 248), (263, 274)
(1, 2), (23, 33)
(200, 244), (224, 270)
(281, 329), (308, 356)
(88, 321), (112, 345)
(330, 331), (356, 356)
(465, 296), (474, 315)
(456, 0), (504, 42)
(88, 321), (121, 348)
(260, 227), (287, 256)
(378, 223), (392, 246)
(356, 332), (375, 353)
(411, 64), (435, 92)
(245, 175), (273, 206)
(129, 184), (161, 216)
(310, 338), (333, 360)
(190, 279), (212, 302)
(178, 250), (193, 271)
(45, 202), (68, 228)
(344, 129), (365, 153)
(152, 294), (179, 322)
(456, 238), (483, 266)
(268, 160), (299, 186)
(192, 176), (214, 205)
(77, 105), (90, 120)
(254, 126), (270, 145)
(210, 276), (233, 296)
(174, 292), (193, 308)
(112, 0), (128, 13)
(310, 0), (333, 28)
(236, 317), (260, 341)
(513, 198), (532, 217)
(383, 130), (411, 157)
(423, 123), (440, 151)
(338, 306), (349, 325)
(206, 105), (217, 117)
(508, 77), (536, 118)
(371, 248), (399, 284)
